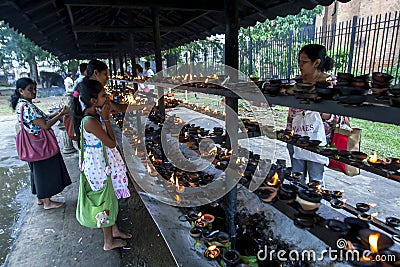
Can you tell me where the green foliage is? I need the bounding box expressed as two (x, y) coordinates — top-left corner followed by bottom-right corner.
(240, 255), (259, 266)
(329, 48), (350, 73)
(193, 240), (201, 247)
(0, 21), (62, 80)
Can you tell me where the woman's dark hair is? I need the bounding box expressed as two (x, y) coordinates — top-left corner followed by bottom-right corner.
(299, 44), (334, 72)
(135, 64), (143, 73)
(71, 79), (104, 143)
(10, 77), (35, 110)
(86, 59), (108, 78)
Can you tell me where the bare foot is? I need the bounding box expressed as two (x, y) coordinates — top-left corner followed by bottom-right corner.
(43, 201), (64, 210)
(103, 238), (127, 251)
(112, 230), (132, 239)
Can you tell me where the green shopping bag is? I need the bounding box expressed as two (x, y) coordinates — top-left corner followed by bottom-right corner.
(76, 116), (118, 228)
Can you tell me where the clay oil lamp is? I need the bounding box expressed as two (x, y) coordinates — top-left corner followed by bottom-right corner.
(266, 172), (280, 187)
(358, 212), (378, 222)
(222, 249), (241, 266)
(388, 170), (400, 180)
(134, 147), (147, 158)
(257, 186), (278, 203)
(146, 163), (158, 177)
(344, 217), (370, 237)
(204, 245), (220, 260)
(219, 149), (232, 162)
(323, 219), (350, 237)
(216, 231), (230, 244)
(336, 150), (351, 158)
(358, 230), (394, 258)
(189, 228), (203, 238)
(216, 161), (228, 170)
(187, 211), (200, 221)
(201, 229), (220, 240)
(330, 198), (346, 209)
(356, 202), (371, 213)
(194, 213), (209, 228)
(296, 189), (322, 214)
(308, 180), (322, 190)
(277, 184), (297, 203)
(384, 157), (400, 169)
(201, 146), (218, 159)
(351, 151), (368, 161)
(171, 173), (185, 193)
(386, 217), (400, 228)
(292, 172), (303, 180)
(307, 139), (322, 147)
(319, 148), (336, 157)
(294, 213), (317, 229)
(201, 214), (215, 224)
(367, 150), (383, 166)
(296, 138), (309, 147)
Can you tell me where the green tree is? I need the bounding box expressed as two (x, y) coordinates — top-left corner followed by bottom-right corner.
(0, 21), (60, 82)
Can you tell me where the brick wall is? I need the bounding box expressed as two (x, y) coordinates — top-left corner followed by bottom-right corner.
(314, 0), (400, 76)
(316, 0), (399, 27)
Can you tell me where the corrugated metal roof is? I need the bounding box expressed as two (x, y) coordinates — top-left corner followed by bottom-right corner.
(0, 0), (336, 60)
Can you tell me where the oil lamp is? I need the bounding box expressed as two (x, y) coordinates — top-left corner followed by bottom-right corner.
(146, 163), (158, 176)
(330, 198), (346, 209)
(367, 150), (382, 165)
(201, 214), (215, 224)
(204, 245), (220, 259)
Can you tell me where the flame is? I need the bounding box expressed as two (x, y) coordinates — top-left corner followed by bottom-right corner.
(208, 245), (217, 251)
(197, 212), (202, 218)
(213, 109), (218, 114)
(189, 74), (193, 80)
(267, 172), (280, 186)
(371, 212), (379, 218)
(369, 233), (380, 253)
(205, 78), (209, 84)
(184, 73), (189, 80)
(175, 174), (184, 193)
(169, 173), (175, 183)
(290, 130), (294, 136)
(236, 158), (241, 164)
(369, 150), (378, 163)
(326, 76), (333, 82)
(175, 194), (181, 203)
(342, 199), (347, 204)
(146, 163), (152, 174)
(209, 147), (217, 154)
(135, 147), (138, 156)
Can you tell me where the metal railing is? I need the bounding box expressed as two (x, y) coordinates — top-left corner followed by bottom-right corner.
(238, 11), (400, 83)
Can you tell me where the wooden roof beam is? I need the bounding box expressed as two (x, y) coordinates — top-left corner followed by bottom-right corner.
(72, 25), (183, 32)
(24, 0), (55, 14)
(63, 0), (224, 11)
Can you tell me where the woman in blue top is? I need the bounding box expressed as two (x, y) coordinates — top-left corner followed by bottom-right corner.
(10, 78), (71, 209)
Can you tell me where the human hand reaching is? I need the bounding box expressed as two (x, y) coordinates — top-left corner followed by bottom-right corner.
(60, 106), (70, 116)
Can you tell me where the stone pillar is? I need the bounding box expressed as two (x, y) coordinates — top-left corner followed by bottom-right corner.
(57, 118), (77, 154)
